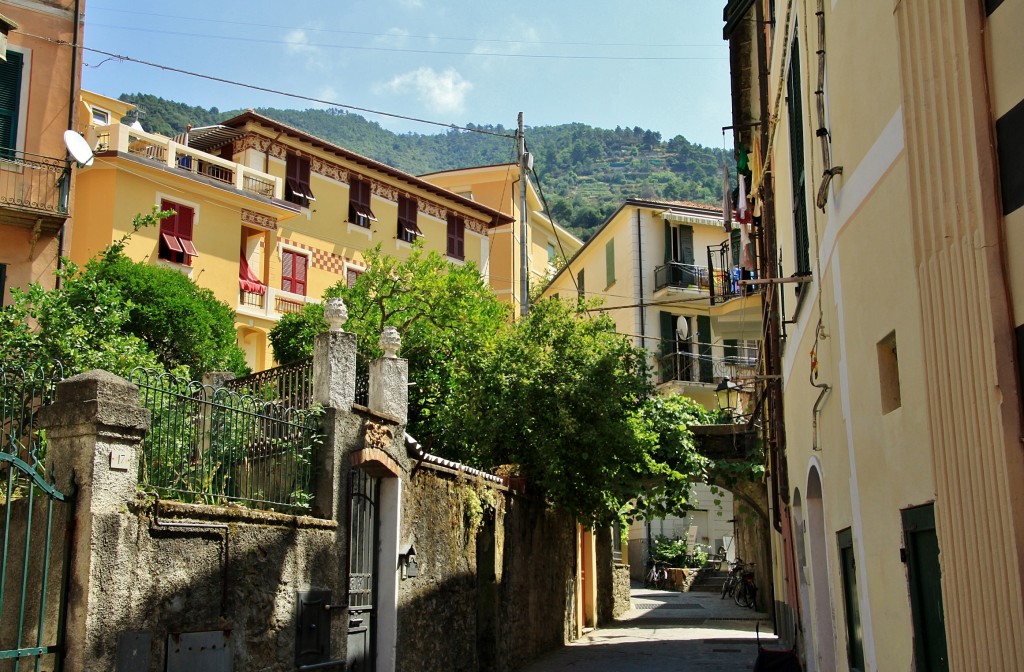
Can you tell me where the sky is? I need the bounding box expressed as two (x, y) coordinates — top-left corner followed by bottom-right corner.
(81, 1), (732, 149)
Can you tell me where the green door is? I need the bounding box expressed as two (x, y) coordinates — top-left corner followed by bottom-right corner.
(838, 528), (865, 672)
(902, 504), (948, 671)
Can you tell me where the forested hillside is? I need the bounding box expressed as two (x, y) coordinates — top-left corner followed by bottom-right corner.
(120, 93), (725, 240)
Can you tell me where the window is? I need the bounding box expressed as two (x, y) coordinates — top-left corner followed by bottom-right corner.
(577, 269), (585, 301)
(605, 239), (616, 287)
(349, 177), (376, 227)
(158, 200), (197, 266)
(285, 153), (315, 207)
(446, 213), (465, 259)
(877, 331), (901, 413)
(346, 268), (363, 289)
(547, 242), (557, 265)
(0, 50), (24, 152)
(787, 34), (810, 280)
(91, 106), (110, 125)
(397, 195), (421, 243)
(281, 250), (308, 297)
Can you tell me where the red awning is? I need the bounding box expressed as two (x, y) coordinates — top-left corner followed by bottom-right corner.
(239, 252), (266, 295)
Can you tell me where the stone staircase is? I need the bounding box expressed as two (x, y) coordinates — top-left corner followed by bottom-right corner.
(689, 569), (728, 594)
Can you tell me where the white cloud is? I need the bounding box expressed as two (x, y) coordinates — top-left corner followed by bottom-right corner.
(376, 27), (411, 47)
(284, 29), (315, 55)
(378, 67), (472, 115)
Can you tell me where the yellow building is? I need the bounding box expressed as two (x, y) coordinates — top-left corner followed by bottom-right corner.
(724, 1), (1024, 670)
(0, 1), (81, 306)
(71, 106), (512, 371)
(543, 198), (762, 408)
(420, 163), (583, 310)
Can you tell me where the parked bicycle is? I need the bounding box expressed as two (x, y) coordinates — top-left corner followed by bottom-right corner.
(644, 559), (672, 590)
(734, 562), (757, 609)
(721, 556), (745, 599)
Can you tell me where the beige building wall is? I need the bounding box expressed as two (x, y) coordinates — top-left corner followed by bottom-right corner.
(731, 0), (1024, 669)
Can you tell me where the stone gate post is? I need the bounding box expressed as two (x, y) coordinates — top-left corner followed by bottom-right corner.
(38, 370), (150, 672)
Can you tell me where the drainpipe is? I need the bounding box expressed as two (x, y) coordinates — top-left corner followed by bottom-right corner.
(637, 208), (646, 350)
(57, 0), (82, 284)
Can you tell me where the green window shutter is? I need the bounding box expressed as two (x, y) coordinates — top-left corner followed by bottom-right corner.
(0, 50), (24, 151)
(664, 220), (672, 263)
(697, 315), (713, 383)
(660, 311), (674, 353)
(577, 269), (585, 300)
(679, 225), (694, 265)
(724, 338), (738, 362)
(605, 239), (615, 287)
(787, 34), (810, 276)
(731, 229), (741, 267)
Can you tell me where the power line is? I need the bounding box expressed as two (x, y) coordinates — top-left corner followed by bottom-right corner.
(83, 24), (728, 61)
(20, 32), (515, 137)
(86, 7), (728, 49)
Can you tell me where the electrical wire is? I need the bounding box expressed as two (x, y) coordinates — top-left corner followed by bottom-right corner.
(17, 31), (516, 138)
(86, 7), (727, 49)
(525, 144), (578, 294)
(83, 24), (729, 61)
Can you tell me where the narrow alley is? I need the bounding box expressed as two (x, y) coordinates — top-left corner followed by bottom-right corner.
(519, 583), (780, 671)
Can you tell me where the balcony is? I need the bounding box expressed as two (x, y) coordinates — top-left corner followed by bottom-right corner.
(708, 239), (761, 305)
(654, 262), (716, 293)
(94, 124), (283, 201)
(237, 286), (318, 322)
(0, 149), (70, 231)
(657, 351), (758, 387)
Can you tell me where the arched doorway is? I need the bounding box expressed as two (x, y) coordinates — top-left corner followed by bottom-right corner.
(792, 488), (816, 672)
(806, 465), (837, 670)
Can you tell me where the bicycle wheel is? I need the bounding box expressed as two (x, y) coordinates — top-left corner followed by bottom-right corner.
(735, 581), (753, 608)
(721, 577), (732, 599)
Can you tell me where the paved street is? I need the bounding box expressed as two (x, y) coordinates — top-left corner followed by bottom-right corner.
(519, 583), (780, 671)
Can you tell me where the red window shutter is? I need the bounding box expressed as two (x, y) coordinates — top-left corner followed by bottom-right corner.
(282, 251), (294, 294)
(447, 213), (465, 259)
(294, 253), (307, 296)
(176, 204), (194, 241)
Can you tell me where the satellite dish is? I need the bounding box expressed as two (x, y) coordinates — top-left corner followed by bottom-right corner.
(63, 130), (94, 167)
(675, 317), (689, 341)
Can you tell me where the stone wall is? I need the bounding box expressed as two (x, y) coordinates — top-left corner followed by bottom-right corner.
(396, 471), (576, 672)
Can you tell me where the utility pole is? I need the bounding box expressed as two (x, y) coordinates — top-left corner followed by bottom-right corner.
(517, 112), (530, 317)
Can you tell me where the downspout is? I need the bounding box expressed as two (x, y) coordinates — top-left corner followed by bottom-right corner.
(637, 208), (645, 350)
(57, 0), (82, 284)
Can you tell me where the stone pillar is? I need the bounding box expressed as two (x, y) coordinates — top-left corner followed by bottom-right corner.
(369, 326), (408, 424)
(311, 325), (359, 521)
(37, 370), (150, 672)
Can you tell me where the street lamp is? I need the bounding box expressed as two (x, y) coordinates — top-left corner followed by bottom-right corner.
(715, 377), (741, 418)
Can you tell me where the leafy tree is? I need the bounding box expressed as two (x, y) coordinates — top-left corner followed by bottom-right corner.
(269, 247), (720, 525)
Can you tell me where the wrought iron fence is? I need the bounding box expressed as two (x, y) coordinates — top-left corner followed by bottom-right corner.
(0, 361), (65, 476)
(658, 351), (759, 386)
(130, 368), (322, 512)
(225, 357), (312, 408)
(355, 354), (369, 406)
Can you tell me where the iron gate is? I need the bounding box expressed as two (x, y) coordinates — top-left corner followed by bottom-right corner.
(347, 468), (379, 672)
(0, 363), (73, 670)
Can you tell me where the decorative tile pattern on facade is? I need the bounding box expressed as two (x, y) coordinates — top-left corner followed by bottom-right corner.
(241, 208), (277, 230)
(280, 238), (360, 276)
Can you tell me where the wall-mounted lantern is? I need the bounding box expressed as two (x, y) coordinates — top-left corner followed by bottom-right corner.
(715, 377), (742, 419)
(399, 543), (418, 580)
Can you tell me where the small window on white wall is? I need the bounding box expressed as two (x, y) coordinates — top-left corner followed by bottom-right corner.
(91, 107), (110, 125)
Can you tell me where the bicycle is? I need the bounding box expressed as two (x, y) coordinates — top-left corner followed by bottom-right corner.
(734, 562), (757, 609)
(721, 556), (744, 599)
(643, 559), (671, 590)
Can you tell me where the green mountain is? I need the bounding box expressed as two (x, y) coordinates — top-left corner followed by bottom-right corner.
(120, 93), (726, 241)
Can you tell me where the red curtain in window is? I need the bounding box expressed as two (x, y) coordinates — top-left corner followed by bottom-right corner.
(282, 250), (308, 296)
(447, 213), (465, 259)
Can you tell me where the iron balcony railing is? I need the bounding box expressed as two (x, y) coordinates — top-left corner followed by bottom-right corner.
(0, 150), (70, 218)
(657, 351), (759, 386)
(653, 262), (715, 292)
(130, 368), (322, 512)
(708, 239), (762, 305)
